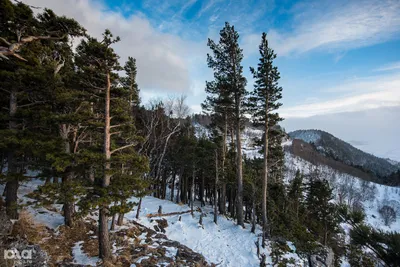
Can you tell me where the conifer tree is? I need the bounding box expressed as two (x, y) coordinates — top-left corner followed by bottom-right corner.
(306, 179), (339, 246)
(248, 32), (283, 241)
(206, 22), (247, 226)
(121, 57), (140, 108)
(75, 30), (147, 260)
(0, 0), (83, 219)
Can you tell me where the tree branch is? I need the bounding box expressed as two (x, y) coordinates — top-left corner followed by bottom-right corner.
(18, 101), (45, 108)
(110, 143), (137, 155)
(0, 34), (67, 62)
(110, 124), (124, 129)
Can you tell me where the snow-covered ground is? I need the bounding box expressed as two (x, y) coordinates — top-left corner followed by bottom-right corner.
(72, 241), (98, 266)
(125, 196), (305, 266)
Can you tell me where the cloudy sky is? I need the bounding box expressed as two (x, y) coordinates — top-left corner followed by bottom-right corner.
(25, 0), (400, 160)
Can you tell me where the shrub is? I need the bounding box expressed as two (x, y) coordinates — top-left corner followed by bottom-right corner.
(378, 205), (396, 226)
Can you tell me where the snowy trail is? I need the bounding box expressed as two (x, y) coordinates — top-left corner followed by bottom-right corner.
(125, 196), (275, 267)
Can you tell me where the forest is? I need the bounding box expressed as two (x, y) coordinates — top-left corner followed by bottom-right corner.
(0, 1), (399, 266)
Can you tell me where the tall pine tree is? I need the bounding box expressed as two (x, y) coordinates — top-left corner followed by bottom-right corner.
(206, 22), (247, 226)
(248, 32), (283, 242)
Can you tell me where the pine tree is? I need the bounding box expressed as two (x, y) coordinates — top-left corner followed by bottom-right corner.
(0, 0), (83, 219)
(288, 170), (304, 220)
(248, 32), (283, 241)
(305, 179), (339, 246)
(121, 57), (140, 108)
(75, 30), (147, 260)
(206, 22), (247, 226)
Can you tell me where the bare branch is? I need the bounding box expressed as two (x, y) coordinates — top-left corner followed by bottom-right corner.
(0, 37), (11, 46)
(110, 143), (137, 155)
(0, 88), (11, 94)
(18, 101), (45, 108)
(0, 34), (67, 62)
(110, 131), (122, 136)
(110, 124), (124, 129)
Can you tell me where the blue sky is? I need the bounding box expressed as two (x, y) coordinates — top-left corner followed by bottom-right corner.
(27, 0), (400, 160)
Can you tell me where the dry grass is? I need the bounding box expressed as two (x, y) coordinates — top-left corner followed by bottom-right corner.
(11, 210), (99, 266)
(11, 210), (49, 244)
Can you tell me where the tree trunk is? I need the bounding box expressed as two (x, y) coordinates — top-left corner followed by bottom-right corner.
(136, 197), (142, 219)
(171, 171), (176, 202)
(5, 178), (18, 219)
(200, 172), (205, 207)
(262, 102), (269, 247)
(214, 149), (219, 224)
(251, 184), (256, 233)
(161, 168), (167, 199)
(62, 171), (75, 227)
(220, 114), (228, 215)
(110, 214), (116, 230)
(176, 176), (180, 203)
(117, 213), (124, 226)
(190, 165), (195, 215)
(99, 72), (112, 260)
(60, 125), (75, 227)
(183, 175), (188, 204)
(220, 182), (226, 215)
(234, 105), (244, 227)
(230, 189), (235, 218)
(5, 88), (19, 219)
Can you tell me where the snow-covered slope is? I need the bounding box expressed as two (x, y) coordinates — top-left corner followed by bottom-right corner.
(289, 129), (399, 178)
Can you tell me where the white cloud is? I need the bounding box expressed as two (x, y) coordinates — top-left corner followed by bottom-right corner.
(25, 0), (202, 92)
(375, 61), (400, 72)
(280, 72), (400, 118)
(244, 0), (400, 56)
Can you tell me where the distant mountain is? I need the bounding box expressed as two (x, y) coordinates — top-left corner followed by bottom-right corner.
(386, 158), (400, 168)
(288, 129), (399, 178)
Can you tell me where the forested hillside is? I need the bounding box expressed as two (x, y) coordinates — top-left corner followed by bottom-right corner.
(289, 130), (400, 180)
(0, 1), (399, 267)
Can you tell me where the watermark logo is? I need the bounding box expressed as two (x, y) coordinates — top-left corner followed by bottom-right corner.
(3, 249), (32, 260)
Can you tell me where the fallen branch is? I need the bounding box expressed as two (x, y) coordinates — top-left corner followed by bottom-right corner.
(146, 208), (201, 218)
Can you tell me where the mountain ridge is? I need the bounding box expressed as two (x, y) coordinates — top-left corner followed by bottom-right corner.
(288, 129), (399, 178)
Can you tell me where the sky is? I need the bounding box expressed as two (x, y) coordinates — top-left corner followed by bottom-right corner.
(24, 0), (400, 160)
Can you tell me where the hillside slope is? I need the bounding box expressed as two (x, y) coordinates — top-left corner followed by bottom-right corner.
(289, 129), (399, 178)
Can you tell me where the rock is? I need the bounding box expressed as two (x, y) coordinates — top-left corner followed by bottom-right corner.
(7, 240), (49, 267)
(0, 210), (12, 237)
(309, 247), (334, 267)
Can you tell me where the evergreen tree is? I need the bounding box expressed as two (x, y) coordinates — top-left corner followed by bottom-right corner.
(248, 32), (283, 242)
(0, 0), (83, 219)
(305, 179), (340, 246)
(206, 22), (247, 226)
(121, 57), (140, 108)
(288, 170), (304, 220)
(75, 30), (147, 260)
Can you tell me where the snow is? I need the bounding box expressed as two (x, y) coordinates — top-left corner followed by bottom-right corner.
(72, 241), (99, 266)
(385, 158), (400, 167)
(125, 196), (305, 267)
(27, 205), (64, 229)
